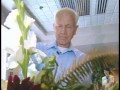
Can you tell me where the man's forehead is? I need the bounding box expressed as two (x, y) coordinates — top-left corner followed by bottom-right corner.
(56, 16), (76, 24)
(55, 21), (74, 25)
(57, 11), (74, 18)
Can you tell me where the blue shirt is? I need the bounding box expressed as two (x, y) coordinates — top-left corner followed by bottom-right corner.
(32, 41), (85, 80)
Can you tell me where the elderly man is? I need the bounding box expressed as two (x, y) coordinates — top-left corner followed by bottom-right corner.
(33, 7), (85, 80)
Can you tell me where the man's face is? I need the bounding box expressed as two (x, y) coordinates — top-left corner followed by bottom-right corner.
(53, 13), (78, 48)
(104, 70), (109, 76)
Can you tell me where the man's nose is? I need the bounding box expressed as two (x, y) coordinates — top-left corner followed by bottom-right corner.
(60, 26), (66, 34)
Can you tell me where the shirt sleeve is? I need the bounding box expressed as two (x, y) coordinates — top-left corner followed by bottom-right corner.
(36, 42), (45, 50)
(74, 49), (86, 60)
(31, 42), (46, 71)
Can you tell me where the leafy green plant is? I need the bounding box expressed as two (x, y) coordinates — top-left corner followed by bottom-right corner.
(32, 55), (60, 90)
(3, 0), (63, 90)
(12, 0), (35, 78)
(58, 48), (118, 90)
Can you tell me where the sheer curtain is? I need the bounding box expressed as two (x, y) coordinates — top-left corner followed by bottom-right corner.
(1, 25), (20, 80)
(1, 25), (8, 80)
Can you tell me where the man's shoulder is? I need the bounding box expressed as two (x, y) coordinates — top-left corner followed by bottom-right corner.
(73, 48), (84, 54)
(36, 42), (54, 50)
(102, 76), (106, 80)
(73, 48), (86, 58)
(37, 42), (44, 47)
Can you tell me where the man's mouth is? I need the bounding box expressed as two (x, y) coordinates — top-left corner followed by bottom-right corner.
(59, 37), (66, 40)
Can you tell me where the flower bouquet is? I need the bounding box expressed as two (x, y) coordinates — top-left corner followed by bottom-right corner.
(2, 0), (61, 90)
(2, 0), (119, 90)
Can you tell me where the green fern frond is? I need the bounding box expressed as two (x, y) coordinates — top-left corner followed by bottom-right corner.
(58, 48), (118, 89)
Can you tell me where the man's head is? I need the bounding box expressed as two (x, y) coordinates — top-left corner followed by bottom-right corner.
(104, 68), (111, 76)
(53, 7), (79, 48)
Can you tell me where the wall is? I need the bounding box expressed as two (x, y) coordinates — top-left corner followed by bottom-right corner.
(72, 24), (119, 53)
(76, 42), (118, 53)
(72, 24), (119, 46)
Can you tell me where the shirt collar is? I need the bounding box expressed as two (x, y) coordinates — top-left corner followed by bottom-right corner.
(46, 41), (76, 54)
(46, 41), (57, 49)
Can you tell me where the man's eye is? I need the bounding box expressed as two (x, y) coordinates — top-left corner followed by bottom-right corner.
(58, 26), (62, 27)
(67, 26), (72, 28)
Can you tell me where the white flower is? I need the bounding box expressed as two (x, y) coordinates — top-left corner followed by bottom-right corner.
(4, 9), (19, 29)
(4, 9), (35, 30)
(6, 46), (23, 69)
(27, 62), (39, 77)
(24, 31), (37, 49)
(3, 9), (35, 52)
(15, 46), (24, 62)
(31, 48), (47, 58)
(7, 54), (18, 69)
(2, 25), (22, 52)
(30, 47), (47, 66)
(24, 15), (35, 28)
(5, 28), (22, 52)
(102, 76), (107, 86)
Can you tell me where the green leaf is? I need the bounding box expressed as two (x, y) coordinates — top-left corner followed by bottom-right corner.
(21, 50), (30, 78)
(20, 1), (25, 21)
(30, 75), (35, 82)
(17, 15), (27, 39)
(17, 61), (23, 68)
(20, 36), (23, 45)
(58, 49), (118, 89)
(26, 25), (31, 34)
(34, 70), (47, 85)
(41, 83), (50, 90)
(49, 55), (56, 64)
(27, 49), (36, 55)
(17, 15), (23, 32)
(14, 0), (20, 9)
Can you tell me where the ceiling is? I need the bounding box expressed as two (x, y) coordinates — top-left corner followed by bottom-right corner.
(2, 0), (119, 47)
(23, 0), (119, 33)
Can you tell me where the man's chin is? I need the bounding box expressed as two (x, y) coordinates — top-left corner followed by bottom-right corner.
(57, 41), (67, 46)
(59, 41), (67, 45)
